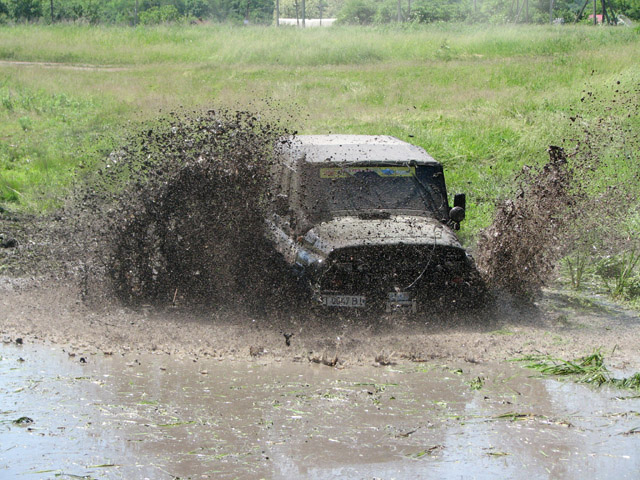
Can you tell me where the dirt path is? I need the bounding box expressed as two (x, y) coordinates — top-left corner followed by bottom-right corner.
(0, 60), (129, 71)
(2, 279), (639, 368)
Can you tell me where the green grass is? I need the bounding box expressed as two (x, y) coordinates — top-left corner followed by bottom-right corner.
(516, 350), (640, 391)
(0, 23), (638, 237)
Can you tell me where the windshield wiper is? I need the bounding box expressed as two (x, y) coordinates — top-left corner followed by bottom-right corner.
(357, 211), (391, 220)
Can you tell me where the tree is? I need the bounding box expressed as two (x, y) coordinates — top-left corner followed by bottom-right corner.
(10, 0), (42, 20)
(183, 0), (210, 17)
(336, 0), (376, 23)
(139, 4), (181, 23)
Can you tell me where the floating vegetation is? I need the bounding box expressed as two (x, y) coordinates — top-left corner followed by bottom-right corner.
(12, 416), (33, 425)
(486, 451), (510, 457)
(516, 350), (640, 391)
(407, 445), (444, 458)
(493, 412), (543, 422)
(468, 376), (485, 391)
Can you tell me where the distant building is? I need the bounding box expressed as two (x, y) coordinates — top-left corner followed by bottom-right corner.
(279, 18), (336, 27)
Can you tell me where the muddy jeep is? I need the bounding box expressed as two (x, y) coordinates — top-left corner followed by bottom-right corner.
(266, 135), (483, 312)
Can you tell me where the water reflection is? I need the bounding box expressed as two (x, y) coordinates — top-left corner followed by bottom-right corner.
(1, 344), (639, 479)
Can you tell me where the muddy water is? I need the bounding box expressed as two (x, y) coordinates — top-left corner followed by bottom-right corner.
(2, 344), (639, 479)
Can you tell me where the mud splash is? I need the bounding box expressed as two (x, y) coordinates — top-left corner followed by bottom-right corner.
(476, 146), (575, 297)
(476, 79), (640, 298)
(73, 109), (293, 309)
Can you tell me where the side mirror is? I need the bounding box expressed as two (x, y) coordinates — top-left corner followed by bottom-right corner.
(449, 193), (466, 226)
(453, 193), (466, 211)
(449, 206), (465, 224)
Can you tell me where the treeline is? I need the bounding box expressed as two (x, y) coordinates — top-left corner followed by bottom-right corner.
(0, 0), (638, 24)
(336, 0), (640, 24)
(0, 0), (276, 24)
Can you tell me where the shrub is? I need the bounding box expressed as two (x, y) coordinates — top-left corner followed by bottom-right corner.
(139, 5), (182, 24)
(183, 0), (210, 18)
(626, 276), (640, 299)
(410, 0), (470, 23)
(337, 0), (377, 24)
(10, 0), (42, 21)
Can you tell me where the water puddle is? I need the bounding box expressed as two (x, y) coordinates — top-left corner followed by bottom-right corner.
(1, 343), (639, 479)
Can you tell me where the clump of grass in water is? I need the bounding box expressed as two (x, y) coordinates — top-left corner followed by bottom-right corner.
(517, 350), (640, 391)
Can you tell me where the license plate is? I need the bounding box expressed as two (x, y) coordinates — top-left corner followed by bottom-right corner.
(386, 292), (417, 313)
(323, 294), (366, 308)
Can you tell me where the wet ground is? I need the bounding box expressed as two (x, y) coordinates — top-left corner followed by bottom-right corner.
(2, 341), (640, 479)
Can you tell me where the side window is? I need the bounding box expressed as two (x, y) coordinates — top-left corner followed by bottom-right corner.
(271, 159), (293, 222)
(288, 159), (306, 234)
(280, 163), (292, 198)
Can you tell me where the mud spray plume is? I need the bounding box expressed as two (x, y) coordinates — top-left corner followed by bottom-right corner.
(476, 146), (575, 298)
(477, 78), (640, 299)
(73, 109), (293, 308)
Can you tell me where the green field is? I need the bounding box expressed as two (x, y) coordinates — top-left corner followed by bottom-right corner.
(0, 23), (638, 238)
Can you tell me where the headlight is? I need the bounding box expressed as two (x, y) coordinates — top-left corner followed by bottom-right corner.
(295, 248), (323, 268)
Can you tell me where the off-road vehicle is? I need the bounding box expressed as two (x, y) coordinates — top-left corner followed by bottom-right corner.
(267, 135), (483, 312)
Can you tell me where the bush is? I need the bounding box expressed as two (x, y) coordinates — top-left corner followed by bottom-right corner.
(10, 0), (41, 21)
(182, 0), (210, 18)
(55, 0), (102, 23)
(373, 0), (400, 23)
(337, 0), (377, 24)
(409, 0), (470, 22)
(595, 251), (640, 298)
(626, 276), (640, 299)
(139, 5), (182, 24)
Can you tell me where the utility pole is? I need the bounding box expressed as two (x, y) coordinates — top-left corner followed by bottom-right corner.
(515, 0), (524, 22)
(574, 0), (589, 22)
(601, 0), (610, 24)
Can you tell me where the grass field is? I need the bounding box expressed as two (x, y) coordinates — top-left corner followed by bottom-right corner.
(0, 24), (638, 239)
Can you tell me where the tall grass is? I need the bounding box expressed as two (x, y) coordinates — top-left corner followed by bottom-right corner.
(0, 23), (638, 228)
(0, 24), (637, 66)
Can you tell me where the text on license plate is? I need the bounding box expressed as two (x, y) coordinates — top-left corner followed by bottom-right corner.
(323, 295), (366, 308)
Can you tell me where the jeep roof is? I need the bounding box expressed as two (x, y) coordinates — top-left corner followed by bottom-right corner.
(280, 135), (439, 165)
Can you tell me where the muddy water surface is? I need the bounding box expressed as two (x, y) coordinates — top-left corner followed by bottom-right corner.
(2, 343), (640, 479)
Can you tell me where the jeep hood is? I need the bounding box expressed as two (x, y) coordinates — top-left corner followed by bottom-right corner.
(303, 215), (462, 256)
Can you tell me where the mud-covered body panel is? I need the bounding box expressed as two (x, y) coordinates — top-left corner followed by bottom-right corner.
(303, 215), (462, 255)
(266, 135), (482, 311)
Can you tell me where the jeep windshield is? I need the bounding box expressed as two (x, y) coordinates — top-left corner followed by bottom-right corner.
(300, 164), (450, 222)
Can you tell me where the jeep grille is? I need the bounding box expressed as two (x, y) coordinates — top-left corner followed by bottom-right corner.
(317, 245), (467, 294)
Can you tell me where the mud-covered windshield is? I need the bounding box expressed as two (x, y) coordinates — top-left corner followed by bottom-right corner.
(300, 164), (449, 222)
